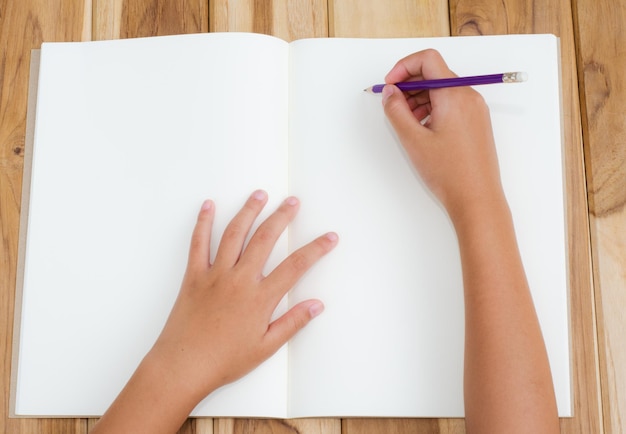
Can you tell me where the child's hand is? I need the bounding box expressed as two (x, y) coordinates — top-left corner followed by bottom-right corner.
(91, 191), (337, 433)
(148, 190), (338, 402)
(382, 49), (506, 221)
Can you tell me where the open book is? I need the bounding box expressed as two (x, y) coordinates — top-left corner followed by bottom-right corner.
(11, 32), (569, 418)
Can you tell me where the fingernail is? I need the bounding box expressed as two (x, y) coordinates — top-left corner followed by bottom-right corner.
(309, 301), (325, 318)
(201, 200), (213, 211)
(325, 232), (339, 242)
(285, 196), (299, 206)
(251, 190), (267, 201)
(381, 85), (394, 106)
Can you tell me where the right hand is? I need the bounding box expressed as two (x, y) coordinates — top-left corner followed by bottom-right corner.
(381, 49), (506, 221)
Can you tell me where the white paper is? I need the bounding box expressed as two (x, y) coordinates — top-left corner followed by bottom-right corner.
(17, 33), (290, 417)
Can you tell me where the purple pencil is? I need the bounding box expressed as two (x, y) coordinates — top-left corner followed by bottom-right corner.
(364, 72), (528, 94)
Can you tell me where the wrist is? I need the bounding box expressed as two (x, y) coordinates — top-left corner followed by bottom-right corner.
(446, 192), (513, 237)
(143, 343), (221, 408)
(91, 350), (203, 434)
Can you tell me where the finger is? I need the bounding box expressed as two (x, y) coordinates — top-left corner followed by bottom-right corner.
(384, 48), (457, 84)
(413, 104), (432, 125)
(395, 91), (432, 125)
(382, 85), (428, 145)
(188, 200), (215, 270)
(406, 91), (431, 110)
(265, 232), (338, 301)
(213, 190), (268, 268)
(264, 299), (324, 352)
(239, 196), (300, 272)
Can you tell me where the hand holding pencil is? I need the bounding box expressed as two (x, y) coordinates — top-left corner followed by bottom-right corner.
(380, 48), (505, 218)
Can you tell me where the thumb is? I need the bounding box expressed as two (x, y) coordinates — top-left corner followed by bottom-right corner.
(381, 85), (423, 144)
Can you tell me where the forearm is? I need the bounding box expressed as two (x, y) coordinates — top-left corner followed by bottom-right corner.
(90, 351), (206, 434)
(452, 199), (559, 433)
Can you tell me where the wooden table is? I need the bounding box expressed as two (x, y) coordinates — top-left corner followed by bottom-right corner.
(1, 1), (623, 433)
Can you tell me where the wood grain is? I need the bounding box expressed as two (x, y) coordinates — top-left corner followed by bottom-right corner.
(0, 1), (90, 433)
(451, 1), (602, 433)
(210, 0), (256, 33)
(591, 211), (626, 434)
(214, 418), (341, 434)
(329, 0), (449, 37)
(121, 0), (208, 38)
(342, 418), (466, 434)
(270, 0), (328, 41)
(211, 0), (328, 40)
(93, 0), (123, 40)
(575, 0), (626, 433)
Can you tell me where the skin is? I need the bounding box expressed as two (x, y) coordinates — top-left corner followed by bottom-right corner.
(382, 49), (559, 433)
(92, 49), (559, 433)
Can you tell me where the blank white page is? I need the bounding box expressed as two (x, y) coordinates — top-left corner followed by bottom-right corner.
(286, 35), (569, 417)
(15, 33), (291, 417)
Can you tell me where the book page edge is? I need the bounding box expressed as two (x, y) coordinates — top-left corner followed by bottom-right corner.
(9, 48), (40, 418)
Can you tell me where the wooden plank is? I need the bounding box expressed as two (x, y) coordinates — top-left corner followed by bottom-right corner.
(121, 0), (208, 38)
(0, 0), (90, 432)
(93, 0), (124, 40)
(330, 1), (455, 433)
(574, 0), (626, 432)
(210, 0), (328, 41)
(95, 0), (210, 41)
(342, 419), (466, 434)
(271, 0), (328, 41)
(329, 0), (449, 37)
(214, 418), (341, 434)
(591, 212), (626, 434)
(210, 0), (256, 33)
(450, 0), (602, 433)
(95, 0), (211, 43)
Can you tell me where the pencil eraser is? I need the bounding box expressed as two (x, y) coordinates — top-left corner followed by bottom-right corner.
(503, 72), (528, 83)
